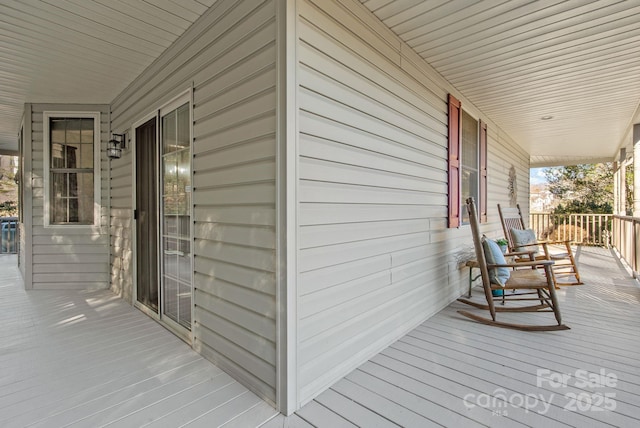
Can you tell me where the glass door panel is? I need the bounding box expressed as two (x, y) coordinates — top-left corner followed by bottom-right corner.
(161, 103), (192, 330)
(135, 117), (159, 312)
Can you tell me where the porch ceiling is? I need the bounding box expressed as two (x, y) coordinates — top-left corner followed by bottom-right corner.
(361, 0), (640, 167)
(1, 1), (639, 167)
(0, 0), (217, 154)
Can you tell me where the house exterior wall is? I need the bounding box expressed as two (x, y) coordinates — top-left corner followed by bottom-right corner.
(96, 0), (535, 414)
(292, 0), (530, 407)
(20, 103), (110, 290)
(109, 0), (278, 404)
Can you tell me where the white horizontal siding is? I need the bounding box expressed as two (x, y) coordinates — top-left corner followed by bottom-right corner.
(28, 104), (109, 290)
(109, 145), (133, 302)
(294, 0), (531, 406)
(109, 0), (278, 404)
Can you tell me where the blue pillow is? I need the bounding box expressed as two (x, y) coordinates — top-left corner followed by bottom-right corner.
(482, 237), (511, 286)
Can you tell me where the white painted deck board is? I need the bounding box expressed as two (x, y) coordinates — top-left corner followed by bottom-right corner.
(29, 366), (231, 428)
(134, 382), (252, 427)
(295, 401), (358, 428)
(219, 401), (281, 428)
(3, 357), (209, 424)
(98, 370), (235, 427)
(329, 378), (439, 427)
(260, 413), (314, 428)
(313, 388), (400, 428)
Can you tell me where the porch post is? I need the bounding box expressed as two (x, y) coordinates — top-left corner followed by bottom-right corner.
(634, 125), (640, 216)
(22, 104), (33, 289)
(614, 161), (619, 215)
(617, 149), (626, 215)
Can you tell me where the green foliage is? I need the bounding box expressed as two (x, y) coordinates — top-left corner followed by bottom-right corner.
(543, 163), (614, 214)
(0, 200), (17, 216)
(0, 156), (19, 216)
(553, 200), (612, 214)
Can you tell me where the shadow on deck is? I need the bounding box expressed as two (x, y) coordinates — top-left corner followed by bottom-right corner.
(2, 246), (640, 427)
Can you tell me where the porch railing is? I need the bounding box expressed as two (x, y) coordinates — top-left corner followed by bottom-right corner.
(529, 213), (613, 247)
(0, 216), (18, 254)
(612, 215), (640, 275)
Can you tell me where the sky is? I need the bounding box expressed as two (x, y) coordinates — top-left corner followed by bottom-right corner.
(530, 167), (547, 185)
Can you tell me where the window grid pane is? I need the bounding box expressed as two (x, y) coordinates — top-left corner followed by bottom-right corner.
(161, 102), (191, 330)
(49, 117), (95, 225)
(461, 110), (479, 224)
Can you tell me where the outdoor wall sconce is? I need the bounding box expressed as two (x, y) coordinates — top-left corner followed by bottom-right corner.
(108, 133), (126, 159)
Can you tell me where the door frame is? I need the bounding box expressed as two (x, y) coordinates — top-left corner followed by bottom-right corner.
(158, 90), (194, 342)
(130, 88), (194, 344)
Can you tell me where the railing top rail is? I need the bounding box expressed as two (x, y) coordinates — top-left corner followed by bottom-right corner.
(613, 214), (640, 221)
(531, 213), (612, 216)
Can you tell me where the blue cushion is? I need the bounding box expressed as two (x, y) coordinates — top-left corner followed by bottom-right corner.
(482, 237), (511, 287)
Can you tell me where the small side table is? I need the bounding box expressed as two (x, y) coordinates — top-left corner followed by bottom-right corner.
(465, 260), (481, 298)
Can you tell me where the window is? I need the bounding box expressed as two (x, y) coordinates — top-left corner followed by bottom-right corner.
(448, 94), (487, 227)
(44, 112), (100, 226)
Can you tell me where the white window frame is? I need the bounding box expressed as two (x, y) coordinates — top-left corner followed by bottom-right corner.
(43, 111), (101, 227)
(460, 109), (480, 225)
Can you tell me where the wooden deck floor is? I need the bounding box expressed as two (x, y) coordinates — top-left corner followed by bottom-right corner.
(2, 246), (640, 427)
(0, 255), (277, 428)
(266, 246), (640, 428)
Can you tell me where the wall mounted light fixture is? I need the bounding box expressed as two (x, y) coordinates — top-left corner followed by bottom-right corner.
(108, 133), (126, 159)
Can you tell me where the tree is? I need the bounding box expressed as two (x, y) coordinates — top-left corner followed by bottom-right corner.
(0, 200), (17, 216)
(625, 162), (634, 215)
(0, 155), (19, 217)
(543, 163), (614, 214)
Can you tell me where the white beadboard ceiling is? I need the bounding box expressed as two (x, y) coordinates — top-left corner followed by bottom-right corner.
(361, 0), (640, 167)
(0, 0), (217, 154)
(1, 1), (640, 167)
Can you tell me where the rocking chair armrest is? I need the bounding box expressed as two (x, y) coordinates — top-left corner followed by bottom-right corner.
(539, 239), (573, 245)
(512, 242), (541, 248)
(487, 260), (554, 269)
(505, 250), (536, 257)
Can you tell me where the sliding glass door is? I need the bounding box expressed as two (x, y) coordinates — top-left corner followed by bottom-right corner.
(160, 102), (192, 330)
(134, 96), (192, 337)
